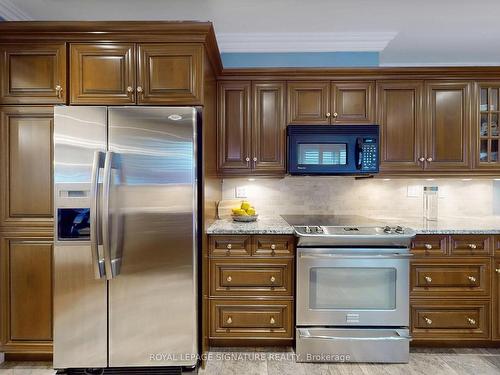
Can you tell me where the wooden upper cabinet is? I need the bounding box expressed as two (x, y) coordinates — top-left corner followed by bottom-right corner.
(475, 82), (500, 170)
(331, 81), (375, 124)
(252, 82), (286, 174)
(0, 43), (66, 104)
(217, 81), (252, 171)
(70, 43), (136, 104)
(287, 81), (330, 125)
(0, 107), (53, 227)
(424, 81), (472, 170)
(377, 81), (424, 171)
(137, 44), (203, 105)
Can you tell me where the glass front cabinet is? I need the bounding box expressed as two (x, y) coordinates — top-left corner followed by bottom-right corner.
(478, 83), (500, 168)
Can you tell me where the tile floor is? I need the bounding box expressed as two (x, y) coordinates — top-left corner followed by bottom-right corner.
(1, 347), (499, 374)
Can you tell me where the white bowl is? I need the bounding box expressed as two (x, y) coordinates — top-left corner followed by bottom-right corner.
(232, 214), (258, 222)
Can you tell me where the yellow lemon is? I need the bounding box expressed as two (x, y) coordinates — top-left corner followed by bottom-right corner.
(246, 207), (256, 216)
(241, 201), (251, 211)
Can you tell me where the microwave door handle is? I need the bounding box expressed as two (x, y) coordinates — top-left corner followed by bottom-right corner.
(90, 151), (105, 279)
(356, 138), (363, 170)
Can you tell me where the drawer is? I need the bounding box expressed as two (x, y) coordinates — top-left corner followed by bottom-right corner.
(209, 235), (252, 257)
(210, 258), (293, 297)
(411, 300), (490, 340)
(253, 235), (295, 257)
(411, 235), (447, 256)
(410, 258), (490, 297)
(450, 235), (491, 256)
(209, 299), (293, 339)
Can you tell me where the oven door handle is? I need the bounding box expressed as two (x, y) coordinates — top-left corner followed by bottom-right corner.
(298, 329), (412, 341)
(298, 252), (414, 259)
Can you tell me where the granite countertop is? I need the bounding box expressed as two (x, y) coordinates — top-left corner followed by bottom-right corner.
(206, 215), (500, 235)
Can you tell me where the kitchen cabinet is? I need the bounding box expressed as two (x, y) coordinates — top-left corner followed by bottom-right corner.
(0, 233), (53, 353)
(287, 81), (375, 125)
(218, 81), (286, 175)
(377, 81), (424, 171)
(0, 106), (53, 227)
(424, 81), (472, 170)
(475, 82), (500, 170)
(0, 43), (66, 104)
(494, 259), (500, 339)
(70, 43), (203, 105)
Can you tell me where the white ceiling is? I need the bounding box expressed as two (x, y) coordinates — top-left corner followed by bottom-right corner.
(2, 0), (500, 66)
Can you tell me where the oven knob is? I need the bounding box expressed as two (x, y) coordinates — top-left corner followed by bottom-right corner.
(395, 226), (404, 234)
(383, 226), (392, 234)
(305, 226), (312, 234)
(424, 317), (433, 325)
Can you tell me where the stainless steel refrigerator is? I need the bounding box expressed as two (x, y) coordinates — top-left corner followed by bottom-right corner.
(53, 106), (199, 371)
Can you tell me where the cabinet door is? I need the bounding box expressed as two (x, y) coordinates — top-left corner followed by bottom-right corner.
(424, 81), (472, 170)
(494, 259), (500, 339)
(0, 235), (53, 350)
(0, 43), (66, 104)
(0, 107), (53, 227)
(475, 82), (500, 170)
(70, 43), (135, 104)
(287, 81), (330, 124)
(377, 81), (424, 171)
(217, 82), (252, 172)
(252, 82), (286, 174)
(331, 81), (375, 124)
(137, 44), (203, 105)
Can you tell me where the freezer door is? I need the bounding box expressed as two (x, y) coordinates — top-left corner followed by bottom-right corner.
(53, 106), (107, 369)
(106, 107), (198, 367)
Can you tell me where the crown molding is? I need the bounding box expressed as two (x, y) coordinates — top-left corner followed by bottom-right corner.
(0, 0), (32, 20)
(217, 32), (397, 53)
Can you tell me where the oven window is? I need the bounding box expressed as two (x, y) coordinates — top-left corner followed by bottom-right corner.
(310, 267), (396, 310)
(297, 143), (347, 165)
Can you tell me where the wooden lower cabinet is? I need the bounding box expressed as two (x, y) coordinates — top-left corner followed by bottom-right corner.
(493, 259), (500, 340)
(207, 234), (294, 345)
(0, 231), (53, 353)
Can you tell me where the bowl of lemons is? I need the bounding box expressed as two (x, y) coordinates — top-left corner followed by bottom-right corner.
(231, 201), (258, 222)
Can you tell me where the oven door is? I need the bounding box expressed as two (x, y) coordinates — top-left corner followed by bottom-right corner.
(297, 248), (410, 327)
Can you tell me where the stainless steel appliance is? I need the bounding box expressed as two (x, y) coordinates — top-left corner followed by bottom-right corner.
(287, 125), (379, 175)
(285, 215), (415, 363)
(53, 106), (199, 372)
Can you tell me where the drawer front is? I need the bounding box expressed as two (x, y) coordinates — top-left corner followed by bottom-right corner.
(209, 235), (252, 257)
(410, 258), (490, 297)
(450, 235), (491, 256)
(253, 235), (294, 257)
(210, 258), (293, 297)
(210, 299), (293, 338)
(411, 300), (490, 339)
(411, 235), (447, 256)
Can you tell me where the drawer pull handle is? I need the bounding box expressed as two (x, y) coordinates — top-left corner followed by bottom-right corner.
(226, 244), (232, 250)
(226, 317), (232, 324)
(424, 244), (433, 250)
(271, 244), (276, 250)
(55, 84), (63, 98)
(467, 317), (476, 325)
(496, 268), (500, 274)
(270, 276), (276, 283)
(226, 276), (232, 282)
(468, 243), (477, 250)
(467, 276), (477, 283)
(424, 317), (433, 325)
(270, 317), (275, 325)
(424, 276), (432, 283)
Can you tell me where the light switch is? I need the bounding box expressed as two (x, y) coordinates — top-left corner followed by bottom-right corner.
(235, 186), (248, 198)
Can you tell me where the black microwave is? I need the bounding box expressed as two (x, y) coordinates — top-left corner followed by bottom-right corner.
(287, 125), (379, 175)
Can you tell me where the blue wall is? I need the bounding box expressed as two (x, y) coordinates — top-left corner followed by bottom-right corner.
(221, 52), (379, 68)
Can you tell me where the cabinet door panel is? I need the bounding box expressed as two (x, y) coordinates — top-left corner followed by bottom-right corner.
(425, 81), (472, 170)
(217, 82), (252, 171)
(287, 82), (330, 124)
(475, 82), (500, 170)
(137, 44), (203, 105)
(377, 81), (423, 171)
(494, 260), (500, 339)
(0, 43), (66, 104)
(252, 82), (286, 173)
(0, 107), (53, 226)
(70, 43), (135, 104)
(331, 81), (375, 124)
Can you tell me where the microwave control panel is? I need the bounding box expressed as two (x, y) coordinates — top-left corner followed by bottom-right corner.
(360, 138), (378, 171)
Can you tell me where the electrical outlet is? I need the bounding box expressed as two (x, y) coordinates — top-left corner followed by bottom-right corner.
(235, 186), (248, 198)
(407, 184), (421, 197)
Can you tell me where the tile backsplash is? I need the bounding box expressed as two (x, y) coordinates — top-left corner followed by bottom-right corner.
(222, 177), (500, 219)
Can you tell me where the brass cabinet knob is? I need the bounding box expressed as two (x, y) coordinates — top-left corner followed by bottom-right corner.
(467, 276), (477, 283)
(136, 86), (143, 93)
(126, 86), (134, 93)
(226, 244), (232, 250)
(427, 157), (433, 162)
(467, 317), (476, 325)
(424, 317), (433, 325)
(424, 244), (433, 250)
(495, 268), (500, 274)
(226, 276), (232, 282)
(468, 243), (477, 249)
(270, 317), (275, 325)
(333, 112), (338, 118)
(253, 157), (257, 162)
(271, 244), (276, 250)
(226, 316), (232, 324)
(245, 157), (250, 162)
(270, 276), (276, 283)
(424, 276), (432, 283)
(419, 157), (425, 162)
(326, 112), (331, 118)
(55, 84), (63, 98)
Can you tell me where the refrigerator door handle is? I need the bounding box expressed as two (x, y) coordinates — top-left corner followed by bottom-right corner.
(90, 150), (105, 279)
(102, 151), (115, 280)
